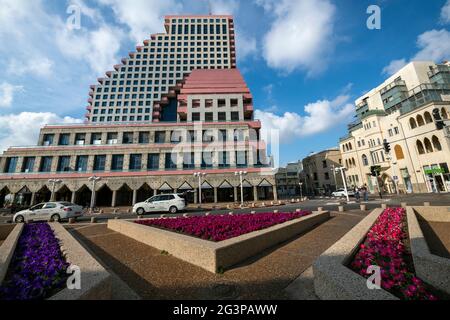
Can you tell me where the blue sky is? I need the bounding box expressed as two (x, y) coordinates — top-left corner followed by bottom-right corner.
(0, 0), (449, 166)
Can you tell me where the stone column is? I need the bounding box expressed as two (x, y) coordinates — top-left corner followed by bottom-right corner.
(141, 154), (148, 171)
(253, 186), (258, 201)
(159, 153), (166, 170)
(50, 157), (59, 173)
(111, 190), (117, 207)
(70, 192), (76, 204)
(123, 154), (130, 172)
(272, 185), (278, 201)
(153, 189), (158, 196)
(233, 187), (238, 202)
(105, 154), (113, 172)
(194, 189), (198, 204)
(30, 192), (36, 206)
(16, 157), (24, 173)
(213, 187), (218, 203)
(132, 189), (137, 205)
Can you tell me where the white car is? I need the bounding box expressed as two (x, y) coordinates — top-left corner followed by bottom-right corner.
(332, 189), (355, 197)
(13, 202), (84, 223)
(133, 194), (187, 215)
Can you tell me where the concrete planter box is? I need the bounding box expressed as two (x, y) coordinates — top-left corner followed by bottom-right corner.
(313, 208), (398, 300)
(0, 223), (112, 300)
(0, 224), (24, 285)
(407, 206), (450, 294)
(108, 211), (330, 273)
(48, 223), (112, 300)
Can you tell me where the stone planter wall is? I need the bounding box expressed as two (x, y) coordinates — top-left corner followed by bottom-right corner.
(0, 224), (23, 285)
(108, 211), (330, 273)
(1, 223), (111, 300)
(407, 206), (450, 294)
(313, 208), (397, 300)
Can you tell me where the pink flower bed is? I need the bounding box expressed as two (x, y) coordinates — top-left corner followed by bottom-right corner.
(350, 207), (437, 300)
(135, 211), (312, 242)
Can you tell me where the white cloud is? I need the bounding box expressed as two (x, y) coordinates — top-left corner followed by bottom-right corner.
(0, 82), (24, 108)
(413, 29), (450, 62)
(98, 0), (182, 44)
(382, 58), (408, 76)
(260, 0), (336, 76)
(210, 0), (239, 14)
(255, 94), (354, 143)
(0, 112), (82, 152)
(7, 57), (54, 78)
(236, 30), (257, 61)
(57, 24), (125, 76)
(441, 0), (450, 24)
(381, 29), (450, 75)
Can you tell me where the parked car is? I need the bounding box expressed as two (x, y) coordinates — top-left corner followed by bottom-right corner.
(133, 194), (187, 215)
(13, 202), (84, 223)
(331, 188), (355, 198)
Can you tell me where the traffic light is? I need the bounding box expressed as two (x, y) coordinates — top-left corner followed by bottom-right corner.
(432, 108), (445, 130)
(383, 139), (391, 154)
(370, 165), (381, 177)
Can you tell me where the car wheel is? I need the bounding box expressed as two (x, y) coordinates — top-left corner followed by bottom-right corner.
(169, 206), (178, 214)
(50, 214), (61, 222)
(136, 207), (146, 216)
(15, 215), (24, 223)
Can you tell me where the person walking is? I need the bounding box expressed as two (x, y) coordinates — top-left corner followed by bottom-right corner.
(363, 184), (369, 202)
(354, 186), (360, 202)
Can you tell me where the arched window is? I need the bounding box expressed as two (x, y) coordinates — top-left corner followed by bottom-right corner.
(352, 158), (356, 167)
(424, 112), (433, 124)
(432, 135), (442, 151)
(345, 159), (349, 168)
(442, 107), (448, 120)
(417, 115), (425, 126)
(409, 117), (417, 129)
(416, 140), (425, 154)
(424, 138), (433, 153)
(394, 145), (405, 160)
(362, 154), (369, 166)
(416, 114), (425, 127)
(348, 143), (353, 150)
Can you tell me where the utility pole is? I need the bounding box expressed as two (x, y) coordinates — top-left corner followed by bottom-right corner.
(335, 167), (349, 202)
(88, 176), (102, 213)
(48, 179), (62, 202)
(235, 171), (247, 206)
(193, 172), (207, 204)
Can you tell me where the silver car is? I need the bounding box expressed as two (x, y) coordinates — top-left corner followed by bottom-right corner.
(13, 202), (84, 223)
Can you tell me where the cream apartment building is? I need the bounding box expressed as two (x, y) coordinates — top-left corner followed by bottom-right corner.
(301, 148), (343, 196)
(339, 61), (450, 194)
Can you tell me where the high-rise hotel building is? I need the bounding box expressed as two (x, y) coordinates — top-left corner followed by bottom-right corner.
(0, 15), (277, 208)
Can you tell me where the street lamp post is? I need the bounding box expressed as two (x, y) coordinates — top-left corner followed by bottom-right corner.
(48, 179), (62, 201)
(88, 176), (102, 213)
(235, 171), (247, 205)
(299, 182), (303, 201)
(193, 172), (207, 204)
(335, 167), (349, 202)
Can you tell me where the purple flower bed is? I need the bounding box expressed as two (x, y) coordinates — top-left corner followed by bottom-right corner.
(135, 211), (312, 242)
(0, 223), (70, 300)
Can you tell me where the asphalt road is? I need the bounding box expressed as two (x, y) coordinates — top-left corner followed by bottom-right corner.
(1, 193), (449, 225)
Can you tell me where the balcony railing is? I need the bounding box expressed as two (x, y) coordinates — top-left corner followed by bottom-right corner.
(427, 65), (450, 78)
(380, 79), (407, 96)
